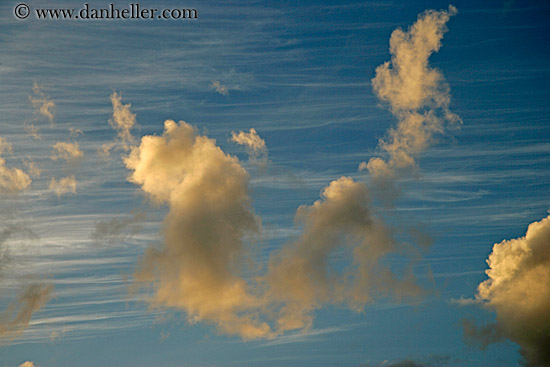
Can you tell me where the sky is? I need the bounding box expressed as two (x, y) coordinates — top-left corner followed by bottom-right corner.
(0, 1), (549, 366)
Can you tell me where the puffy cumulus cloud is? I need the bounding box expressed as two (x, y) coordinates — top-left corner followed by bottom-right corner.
(231, 128), (268, 165)
(0, 159), (31, 195)
(50, 141), (83, 165)
(0, 283), (53, 341)
(29, 83), (55, 125)
(0, 157), (32, 194)
(49, 176), (77, 197)
(266, 177), (423, 332)
(0, 138), (31, 195)
(361, 5), (460, 182)
(125, 120), (271, 339)
(18, 362), (38, 367)
(211, 80), (229, 96)
(469, 215), (550, 367)
(231, 128), (266, 153)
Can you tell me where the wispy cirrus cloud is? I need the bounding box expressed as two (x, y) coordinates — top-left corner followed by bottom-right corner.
(0, 223), (39, 281)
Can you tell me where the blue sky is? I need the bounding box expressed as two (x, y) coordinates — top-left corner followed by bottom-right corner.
(1, 1), (549, 366)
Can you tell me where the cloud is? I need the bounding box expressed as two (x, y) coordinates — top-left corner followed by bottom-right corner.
(50, 136), (82, 197)
(90, 211), (145, 244)
(23, 159), (41, 178)
(49, 330), (61, 342)
(0, 137), (31, 195)
(120, 6), (455, 340)
(231, 128), (268, 165)
(461, 319), (505, 350)
(0, 159), (31, 195)
(100, 92), (138, 160)
(29, 83), (55, 126)
(261, 6), (454, 334)
(0, 223), (39, 280)
(49, 176), (77, 197)
(24, 124), (41, 141)
(384, 361), (428, 367)
(448, 296), (480, 306)
(125, 120), (271, 339)
(0, 283), (53, 342)
(211, 80), (229, 96)
(467, 215), (550, 367)
(25, 83), (55, 139)
(98, 143), (114, 161)
(69, 128), (83, 139)
(0, 137), (13, 155)
(266, 177), (424, 332)
(18, 362), (38, 367)
(109, 92), (138, 151)
(231, 128), (266, 153)
(51, 142), (83, 166)
(360, 5), (460, 184)
(361, 354), (452, 367)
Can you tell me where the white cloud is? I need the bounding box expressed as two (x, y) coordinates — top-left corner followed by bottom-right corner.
(29, 83), (55, 126)
(0, 137), (31, 194)
(51, 142), (83, 165)
(108, 92), (137, 151)
(266, 177), (424, 332)
(470, 215), (550, 366)
(211, 80), (229, 95)
(125, 120), (271, 339)
(18, 362), (38, 367)
(49, 176), (77, 197)
(231, 128), (268, 165)
(361, 6), (460, 183)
